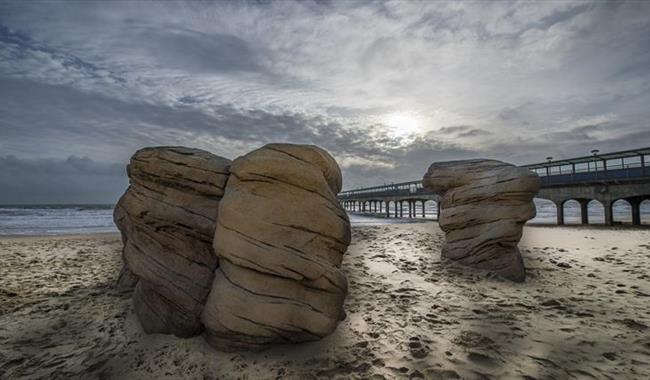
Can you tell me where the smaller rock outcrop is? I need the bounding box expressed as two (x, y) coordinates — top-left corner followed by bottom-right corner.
(201, 143), (351, 351)
(422, 159), (540, 282)
(114, 146), (230, 337)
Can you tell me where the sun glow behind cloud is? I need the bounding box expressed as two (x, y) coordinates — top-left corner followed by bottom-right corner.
(383, 111), (423, 140)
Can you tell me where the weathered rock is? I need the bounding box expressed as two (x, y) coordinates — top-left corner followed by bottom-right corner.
(201, 143), (350, 351)
(115, 264), (138, 291)
(114, 146), (230, 337)
(422, 159), (540, 282)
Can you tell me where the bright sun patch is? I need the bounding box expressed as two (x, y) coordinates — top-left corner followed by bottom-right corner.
(384, 112), (422, 138)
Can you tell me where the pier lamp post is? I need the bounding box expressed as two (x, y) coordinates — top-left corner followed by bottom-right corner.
(590, 149), (600, 171)
(591, 149), (607, 173)
(545, 156), (552, 176)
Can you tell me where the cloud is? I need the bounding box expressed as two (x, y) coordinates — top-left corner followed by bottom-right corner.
(0, 155), (127, 204)
(436, 125), (493, 138)
(0, 0), (650, 200)
(139, 27), (265, 74)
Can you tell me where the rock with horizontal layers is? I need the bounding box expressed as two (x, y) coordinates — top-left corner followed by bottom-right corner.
(114, 146), (230, 337)
(422, 159), (540, 282)
(201, 143), (350, 351)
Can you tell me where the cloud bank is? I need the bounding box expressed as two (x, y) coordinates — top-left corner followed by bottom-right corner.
(1, 0), (649, 202)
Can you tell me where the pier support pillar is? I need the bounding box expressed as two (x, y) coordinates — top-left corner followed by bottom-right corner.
(422, 200), (426, 218)
(436, 201), (441, 220)
(632, 201), (641, 226)
(579, 200), (589, 225)
(556, 201), (564, 225)
(399, 201), (403, 218)
(628, 197), (642, 226)
(385, 201), (390, 218)
(604, 200), (614, 226)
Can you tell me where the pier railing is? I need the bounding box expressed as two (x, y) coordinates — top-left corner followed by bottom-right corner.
(339, 147), (650, 198)
(535, 165), (647, 187)
(338, 180), (429, 200)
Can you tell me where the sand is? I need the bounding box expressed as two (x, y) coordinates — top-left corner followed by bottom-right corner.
(1, 223), (649, 379)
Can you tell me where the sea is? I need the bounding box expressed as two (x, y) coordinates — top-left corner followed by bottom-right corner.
(0, 200), (648, 235)
(0, 204), (117, 235)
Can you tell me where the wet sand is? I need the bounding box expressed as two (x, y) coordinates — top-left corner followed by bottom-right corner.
(1, 223), (649, 379)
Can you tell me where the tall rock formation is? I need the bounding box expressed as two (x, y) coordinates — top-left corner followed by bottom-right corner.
(201, 143), (351, 351)
(114, 146), (231, 337)
(422, 159), (540, 282)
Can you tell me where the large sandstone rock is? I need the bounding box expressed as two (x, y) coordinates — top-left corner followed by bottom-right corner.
(201, 143), (350, 351)
(114, 146), (230, 337)
(422, 159), (540, 282)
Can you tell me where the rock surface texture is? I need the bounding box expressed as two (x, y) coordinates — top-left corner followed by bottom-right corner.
(201, 144), (351, 351)
(422, 159), (540, 282)
(114, 146), (231, 337)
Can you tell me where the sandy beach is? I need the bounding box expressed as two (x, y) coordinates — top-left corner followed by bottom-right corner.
(1, 222), (649, 379)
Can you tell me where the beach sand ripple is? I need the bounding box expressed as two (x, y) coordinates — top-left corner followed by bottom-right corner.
(1, 224), (649, 379)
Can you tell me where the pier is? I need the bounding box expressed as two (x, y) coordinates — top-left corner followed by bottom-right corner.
(338, 147), (650, 225)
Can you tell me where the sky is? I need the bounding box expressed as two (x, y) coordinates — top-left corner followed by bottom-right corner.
(1, 0), (649, 203)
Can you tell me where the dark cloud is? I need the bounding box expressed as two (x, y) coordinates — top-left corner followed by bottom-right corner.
(139, 27), (265, 74)
(0, 155), (127, 204)
(436, 125), (493, 138)
(1, 1), (650, 201)
(511, 3), (593, 39)
(0, 23), (126, 84)
(545, 124), (605, 142)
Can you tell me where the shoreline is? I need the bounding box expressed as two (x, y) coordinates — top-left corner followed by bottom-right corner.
(0, 232), (121, 240)
(2, 217), (650, 240)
